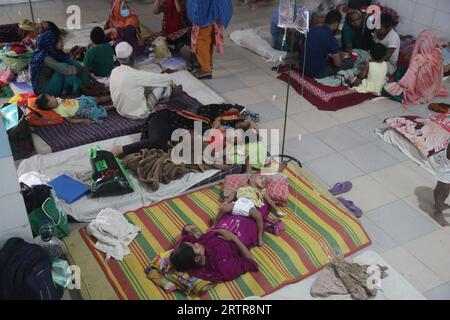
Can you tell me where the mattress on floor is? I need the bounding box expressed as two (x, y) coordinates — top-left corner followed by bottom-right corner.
(66, 163), (371, 300)
(17, 134), (221, 222)
(277, 69), (375, 111)
(32, 70), (226, 155)
(376, 127), (437, 176)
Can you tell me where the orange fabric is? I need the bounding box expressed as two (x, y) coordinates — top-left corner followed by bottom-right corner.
(25, 98), (64, 126)
(195, 25), (214, 73)
(105, 0), (140, 39)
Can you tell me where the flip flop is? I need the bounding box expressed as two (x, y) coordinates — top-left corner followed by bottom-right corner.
(337, 197), (363, 218)
(428, 103), (450, 113)
(329, 181), (353, 196)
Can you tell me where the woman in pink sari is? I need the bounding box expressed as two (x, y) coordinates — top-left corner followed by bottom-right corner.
(169, 203), (272, 281)
(384, 29), (448, 105)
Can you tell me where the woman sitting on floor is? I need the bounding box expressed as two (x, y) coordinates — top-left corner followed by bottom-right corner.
(169, 200), (272, 281)
(383, 29), (448, 105)
(152, 0), (191, 52)
(30, 31), (94, 97)
(342, 10), (373, 53)
(104, 0), (143, 56)
(0, 19), (36, 45)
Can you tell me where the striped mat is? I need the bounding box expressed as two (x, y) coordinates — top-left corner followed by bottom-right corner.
(79, 165), (371, 300)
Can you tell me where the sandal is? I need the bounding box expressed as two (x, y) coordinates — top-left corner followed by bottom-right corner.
(337, 197), (363, 218)
(428, 103), (450, 113)
(329, 181), (353, 196)
(192, 69), (212, 79)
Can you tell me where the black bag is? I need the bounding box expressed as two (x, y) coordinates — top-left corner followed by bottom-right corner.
(90, 147), (134, 197)
(0, 238), (63, 300)
(5, 106), (33, 160)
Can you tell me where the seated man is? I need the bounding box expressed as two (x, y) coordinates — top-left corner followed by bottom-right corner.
(300, 10), (354, 79)
(109, 41), (176, 120)
(373, 13), (400, 76)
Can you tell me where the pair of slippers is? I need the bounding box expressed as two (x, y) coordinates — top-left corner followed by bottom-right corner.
(328, 182), (363, 218)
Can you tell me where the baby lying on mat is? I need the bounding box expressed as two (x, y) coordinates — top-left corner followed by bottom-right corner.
(35, 93), (112, 125)
(213, 174), (285, 246)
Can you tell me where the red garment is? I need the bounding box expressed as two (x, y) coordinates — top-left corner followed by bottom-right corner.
(163, 0), (187, 36)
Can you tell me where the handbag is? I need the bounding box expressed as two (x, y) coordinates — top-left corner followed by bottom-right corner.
(22, 184), (69, 239)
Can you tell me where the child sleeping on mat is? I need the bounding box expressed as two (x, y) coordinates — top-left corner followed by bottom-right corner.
(35, 93), (113, 125)
(213, 174), (285, 246)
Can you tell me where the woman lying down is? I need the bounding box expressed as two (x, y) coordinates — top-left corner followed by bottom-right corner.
(170, 196), (280, 281)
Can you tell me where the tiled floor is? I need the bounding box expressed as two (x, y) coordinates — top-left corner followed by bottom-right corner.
(3, 0), (450, 300)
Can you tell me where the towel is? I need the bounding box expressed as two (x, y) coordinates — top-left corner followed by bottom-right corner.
(87, 208), (141, 261)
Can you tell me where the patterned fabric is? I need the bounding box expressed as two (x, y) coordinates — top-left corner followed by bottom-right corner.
(384, 30), (448, 105)
(149, 250), (215, 296)
(33, 110), (145, 152)
(224, 174), (289, 203)
(186, 0), (233, 29)
(277, 69), (374, 111)
(79, 164), (371, 300)
(30, 31), (70, 93)
(385, 115), (450, 157)
(430, 113), (450, 134)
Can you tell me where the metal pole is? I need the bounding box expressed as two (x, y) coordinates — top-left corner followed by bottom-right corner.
(28, 0), (37, 33)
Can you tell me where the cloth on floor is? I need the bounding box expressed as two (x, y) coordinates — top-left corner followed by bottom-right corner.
(277, 68), (374, 111)
(315, 49), (371, 87)
(230, 27), (287, 63)
(310, 259), (388, 300)
(87, 208), (141, 261)
(122, 148), (229, 191)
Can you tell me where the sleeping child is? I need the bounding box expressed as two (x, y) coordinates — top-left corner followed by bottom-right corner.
(35, 93), (112, 125)
(214, 174), (285, 246)
(348, 43), (388, 96)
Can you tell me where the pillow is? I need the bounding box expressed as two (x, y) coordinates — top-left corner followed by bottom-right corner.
(223, 173), (289, 203)
(25, 97), (64, 126)
(149, 250), (215, 296)
(385, 116), (450, 157)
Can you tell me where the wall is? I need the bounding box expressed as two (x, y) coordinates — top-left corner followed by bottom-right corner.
(0, 118), (33, 248)
(0, 0), (44, 5)
(379, 0), (450, 39)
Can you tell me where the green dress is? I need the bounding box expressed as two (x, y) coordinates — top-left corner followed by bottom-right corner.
(83, 43), (115, 77)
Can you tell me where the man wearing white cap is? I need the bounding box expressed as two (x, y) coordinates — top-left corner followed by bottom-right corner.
(110, 41), (175, 120)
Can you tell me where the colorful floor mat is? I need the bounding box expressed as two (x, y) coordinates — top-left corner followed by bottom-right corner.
(79, 165), (371, 300)
(277, 69), (374, 111)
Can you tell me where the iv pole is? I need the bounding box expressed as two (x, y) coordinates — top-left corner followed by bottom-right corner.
(27, 0), (37, 33)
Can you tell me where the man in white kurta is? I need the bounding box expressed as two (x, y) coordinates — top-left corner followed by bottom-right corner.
(110, 41), (174, 120)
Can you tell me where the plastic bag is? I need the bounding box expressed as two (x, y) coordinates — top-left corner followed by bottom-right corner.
(153, 37), (171, 60)
(89, 147), (134, 197)
(278, 0), (296, 28)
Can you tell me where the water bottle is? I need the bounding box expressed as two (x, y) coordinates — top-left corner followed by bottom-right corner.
(35, 220), (67, 260)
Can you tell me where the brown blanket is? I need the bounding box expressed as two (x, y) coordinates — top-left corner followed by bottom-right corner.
(122, 149), (231, 191)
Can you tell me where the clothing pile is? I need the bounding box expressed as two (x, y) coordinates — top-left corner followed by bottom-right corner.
(87, 208), (141, 261)
(122, 148), (225, 191)
(310, 259), (388, 300)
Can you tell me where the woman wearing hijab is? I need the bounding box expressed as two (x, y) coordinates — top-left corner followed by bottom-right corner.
(384, 29), (448, 105)
(30, 31), (92, 96)
(186, 0), (233, 79)
(104, 0), (143, 55)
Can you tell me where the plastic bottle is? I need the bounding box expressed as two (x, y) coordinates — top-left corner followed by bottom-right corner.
(34, 220), (67, 260)
(148, 47), (156, 63)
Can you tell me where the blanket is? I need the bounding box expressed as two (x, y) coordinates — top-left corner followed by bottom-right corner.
(277, 69), (374, 111)
(385, 115), (450, 157)
(79, 164), (371, 299)
(122, 149), (232, 191)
